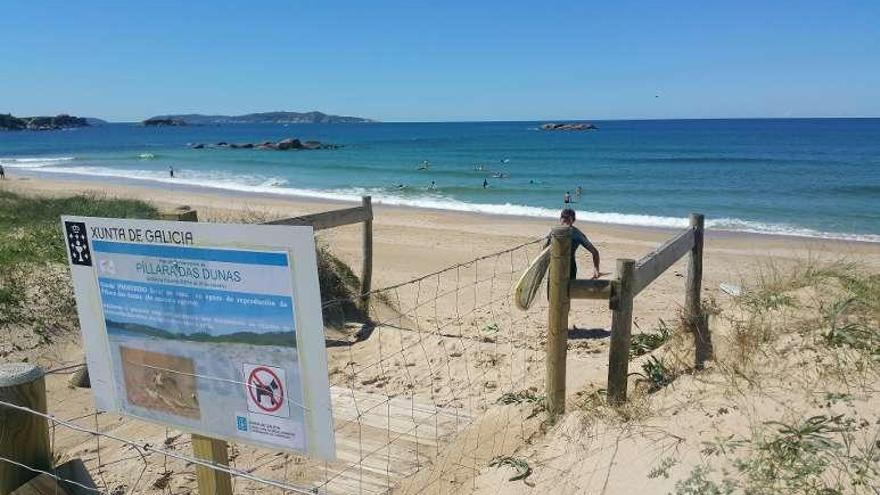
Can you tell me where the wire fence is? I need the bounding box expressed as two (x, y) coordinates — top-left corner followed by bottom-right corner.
(1, 237), (553, 494)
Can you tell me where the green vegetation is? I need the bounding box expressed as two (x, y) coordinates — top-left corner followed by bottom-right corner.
(0, 190), (158, 266)
(630, 319), (672, 358)
(679, 413), (880, 494)
(488, 456), (533, 482)
(669, 259), (880, 493)
(634, 355), (675, 392)
(0, 190), (158, 330)
(317, 244), (365, 327)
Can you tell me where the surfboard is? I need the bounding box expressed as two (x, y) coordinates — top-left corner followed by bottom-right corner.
(513, 246), (551, 310)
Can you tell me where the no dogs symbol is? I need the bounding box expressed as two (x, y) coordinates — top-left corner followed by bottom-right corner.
(244, 364), (290, 418)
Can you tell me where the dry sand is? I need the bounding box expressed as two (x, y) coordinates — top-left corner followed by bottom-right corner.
(2, 175), (878, 494)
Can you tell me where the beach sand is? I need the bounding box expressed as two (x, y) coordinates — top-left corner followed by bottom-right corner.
(3, 175), (879, 494)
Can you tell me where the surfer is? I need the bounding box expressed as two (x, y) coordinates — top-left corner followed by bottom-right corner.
(483, 178), (489, 189)
(576, 185), (582, 197)
(418, 160), (431, 171)
(429, 180), (436, 190)
(545, 208), (600, 280)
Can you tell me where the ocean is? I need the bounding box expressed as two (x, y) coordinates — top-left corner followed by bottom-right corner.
(1, 118), (878, 242)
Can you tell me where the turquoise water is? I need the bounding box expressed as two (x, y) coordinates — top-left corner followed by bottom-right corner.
(1, 119), (878, 241)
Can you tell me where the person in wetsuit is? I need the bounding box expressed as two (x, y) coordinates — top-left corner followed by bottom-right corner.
(545, 208), (600, 279)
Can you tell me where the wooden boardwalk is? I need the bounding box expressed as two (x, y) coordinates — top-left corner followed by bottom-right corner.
(316, 386), (471, 494)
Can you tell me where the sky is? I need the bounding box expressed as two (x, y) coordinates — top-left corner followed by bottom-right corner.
(1, 1), (879, 122)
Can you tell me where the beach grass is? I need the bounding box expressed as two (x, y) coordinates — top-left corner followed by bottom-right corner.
(0, 189), (159, 266)
(0, 190), (159, 328)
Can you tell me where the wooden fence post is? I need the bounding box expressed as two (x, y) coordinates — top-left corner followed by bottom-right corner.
(361, 196), (374, 316)
(546, 226), (571, 419)
(607, 259), (635, 405)
(167, 209), (234, 495)
(0, 363), (51, 495)
(686, 213), (712, 368)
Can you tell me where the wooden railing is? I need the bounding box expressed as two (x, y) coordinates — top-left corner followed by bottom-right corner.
(264, 196), (374, 314)
(545, 213), (710, 417)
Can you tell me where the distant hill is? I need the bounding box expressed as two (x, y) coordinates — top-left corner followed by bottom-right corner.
(0, 113), (91, 131)
(148, 111), (375, 125)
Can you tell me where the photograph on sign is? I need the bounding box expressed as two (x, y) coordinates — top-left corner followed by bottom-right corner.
(62, 217), (335, 459)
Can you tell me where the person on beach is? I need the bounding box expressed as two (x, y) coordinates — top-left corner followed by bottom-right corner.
(0, 165), (5, 180)
(545, 208), (600, 280)
(169, 166), (174, 178)
(564, 191), (572, 204)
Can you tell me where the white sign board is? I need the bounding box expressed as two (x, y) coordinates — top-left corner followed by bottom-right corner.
(62, 217), (335, 459)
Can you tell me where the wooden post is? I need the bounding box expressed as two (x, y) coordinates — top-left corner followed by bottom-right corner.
(158, 206), (197, 222)
(191, 434), (232, 494)
(607, 259), (635, 405)
(169, 210), (233, 495)
(686, 213), (712, 368)
(360, 196), (373, 317)
(545, 226), (571, 419)
(0, 363), (51, 495)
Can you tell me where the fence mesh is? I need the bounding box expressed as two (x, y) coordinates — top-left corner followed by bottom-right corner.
(1, 237), (552, 494)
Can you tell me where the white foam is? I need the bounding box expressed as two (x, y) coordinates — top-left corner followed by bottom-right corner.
(22, 164), (880, 243)
(0, 156), (76, 168)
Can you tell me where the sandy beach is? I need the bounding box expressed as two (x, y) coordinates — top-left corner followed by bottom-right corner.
(5, 174), (879, 292)
(3, 174), (879, 494)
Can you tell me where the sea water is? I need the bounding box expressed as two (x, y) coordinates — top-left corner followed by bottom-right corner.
(1, 119), (878, 241)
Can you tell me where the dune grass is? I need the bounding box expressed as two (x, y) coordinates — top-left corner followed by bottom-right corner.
(0, 190), (159, 329)
(672, 258), (880, 494)
(0, 189), (159, 266)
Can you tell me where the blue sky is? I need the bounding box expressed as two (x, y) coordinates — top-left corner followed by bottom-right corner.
(1, 1), (878, 121)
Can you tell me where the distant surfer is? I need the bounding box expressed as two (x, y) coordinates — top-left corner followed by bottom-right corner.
(429, 180), (436, 190)
(169, 166), (174, 178)
(545, 208), (600, 280)
(418, 160), (431, 171)
(483, 178), (489, 189)
(576, 185), (582, 197)
(563, 191), (572, 204)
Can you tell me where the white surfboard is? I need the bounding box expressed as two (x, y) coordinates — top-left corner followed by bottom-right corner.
(513, 246), (551, 310)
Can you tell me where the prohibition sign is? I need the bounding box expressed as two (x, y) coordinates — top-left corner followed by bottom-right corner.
(247, 366), (285, 413)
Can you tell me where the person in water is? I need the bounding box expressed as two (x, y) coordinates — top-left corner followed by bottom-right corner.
(483, 178), (489, 188)
(545, 208), (600, 279)
(169, 166), (174, 178)
(563, 191), (572, 204)
(576, 185), (583, 197)
(429, 180), (436, 190)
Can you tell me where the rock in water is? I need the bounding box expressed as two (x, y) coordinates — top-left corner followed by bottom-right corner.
(540, 122), (597, 131)
(277, 138), (302, 150)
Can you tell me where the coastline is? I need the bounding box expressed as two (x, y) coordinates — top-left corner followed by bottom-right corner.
(6, 168), (879, 247)
(3, 173), (879, 291)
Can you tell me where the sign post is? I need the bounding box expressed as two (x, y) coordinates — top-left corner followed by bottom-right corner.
(63, 212), (336, 491)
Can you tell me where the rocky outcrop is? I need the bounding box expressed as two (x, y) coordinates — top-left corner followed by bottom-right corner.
(190, 138), (340, 151)
(1, 113), (90, 131)
(540, 122), (597, 131)
(142, 118), (186, 127)
(148, 111), (375, 125)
